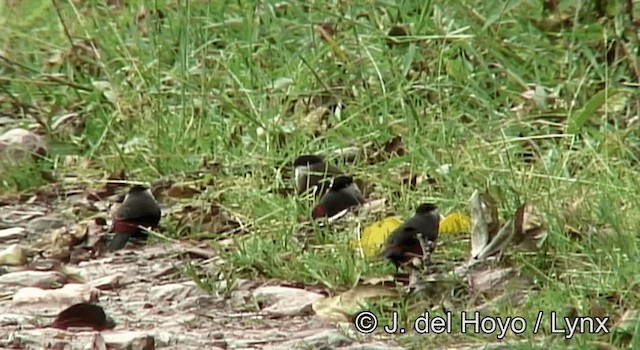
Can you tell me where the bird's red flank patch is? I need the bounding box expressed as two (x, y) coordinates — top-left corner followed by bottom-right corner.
(312, 204), (327, 218)
(111, 220), (141, 234)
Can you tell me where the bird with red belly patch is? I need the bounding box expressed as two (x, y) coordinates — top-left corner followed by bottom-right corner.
(311, 175), (365, 219)
(107, 185), (161, 251)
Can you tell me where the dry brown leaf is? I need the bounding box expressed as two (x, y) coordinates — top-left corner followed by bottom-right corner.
(301, 106), (331, 134)
(312, 284), (398, 323)
(166, 183), (202, 199)
(315, 22), (337, 42)
(175, 203), (241, 235)
(45, 38), (101, 76)
(135, 6), (166, 35)
(473, 202), (547, 260)
(369, 135), (407, 164)
(398, 169), (423, 189)
(513, 204), (547, 250)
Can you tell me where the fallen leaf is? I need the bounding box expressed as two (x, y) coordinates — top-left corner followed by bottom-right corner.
(47, 303), (116, 331)
(350, 216), (403, 257)
(301, 106), (331, 134)
(473, 213), (516, 260)
(468, 190), (500, 257)
(473, 203), (546, 260)
(315, 22), (337, 42)
(313, 284), (398, 323)
(369, 135), (407, 163)
(175, 203), (242, 236)
(513, 204), (548, 251)
(91, 80), (118, 104)
(166, 183), (202, 199)
(439, 212), (472, 236)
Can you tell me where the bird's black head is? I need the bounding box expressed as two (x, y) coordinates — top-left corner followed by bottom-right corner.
(293, 155), (324, 167)
(415, 203), (438, 214)
(329, 175), (354, 191)
(129, 184), (149, 193)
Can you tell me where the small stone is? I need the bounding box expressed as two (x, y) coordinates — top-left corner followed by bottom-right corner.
(0, 227), (27, 242)
(26, 216), (66, 235)
(252, 286), (324, 316)
(102, 331), (155, 350)
(147, 281), (204, 303)
(0, 270), (65, 289)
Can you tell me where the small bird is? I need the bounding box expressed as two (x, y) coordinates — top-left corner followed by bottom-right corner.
(293, 155), (344, 196)
(311, 175), (365, 219)
(380, 203), (441, 269)
(46, 303), (116, 331)
(107, 185), (161, 251)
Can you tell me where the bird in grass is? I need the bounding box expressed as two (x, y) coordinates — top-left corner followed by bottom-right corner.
(107, 185), (161, 251)
(380, 203), (441, 269)
(311, 175), (366, 219)
(293, 154), (344, 197)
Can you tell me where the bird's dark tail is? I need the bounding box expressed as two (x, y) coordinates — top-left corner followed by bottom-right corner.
(107, 233), (130, 251)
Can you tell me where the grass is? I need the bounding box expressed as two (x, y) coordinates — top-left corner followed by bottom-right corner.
(1, 0), (640, 348)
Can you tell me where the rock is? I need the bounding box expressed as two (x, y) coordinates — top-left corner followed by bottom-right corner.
(0, 270), (65, 288)
(344, 344), (406, 350)
(26, 216), (66, 235)
(0, 313), (31, 326)
(252, 286), (324, 316)
(147, 281), (204, 304)
(102, 331), (155, 350)
(12, 283), (99, 310)
(89, 273), (126, 290)
(0, 244), (29, 266)
(0, 227), (27, 242)
(263, 329), (352, 350)
(0, 128), (47, 161)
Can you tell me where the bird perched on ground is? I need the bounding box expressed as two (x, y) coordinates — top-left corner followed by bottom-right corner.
(293, 154), (344, 197)
(380, 203), (441, 269)
(312, 175), (366, 219)
(107, 184), (161, 251)
(46, 303), (116, 331)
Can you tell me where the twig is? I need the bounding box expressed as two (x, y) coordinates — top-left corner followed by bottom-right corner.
(416, 233), (436, 272)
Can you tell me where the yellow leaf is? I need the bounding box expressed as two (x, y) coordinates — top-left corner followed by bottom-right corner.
(350, 217), (402, 257)
(439, 212), (471, 236)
